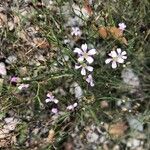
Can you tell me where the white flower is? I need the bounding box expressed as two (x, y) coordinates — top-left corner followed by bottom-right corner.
(18, 84), (29, 90)
(74, 43), (96, 64)
(75, 63), (93, 75)
(105, 48), (127, 69)
(51, 108), (58, 114)
(118, 23), (126, 31)
(45, 92), (59, 104)
(0, 62), (7, 76)
(71, 27), (82, 36)
(67, 103), (78, 111)
(86, 74), (94, 86)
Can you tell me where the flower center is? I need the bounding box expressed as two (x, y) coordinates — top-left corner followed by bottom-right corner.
(112, 57), (118, 61)
(82, 63), (87, 68)
(83, 52), (88, 58)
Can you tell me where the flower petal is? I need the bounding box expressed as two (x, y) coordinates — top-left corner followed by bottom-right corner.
(109, 50), (117, 57)
(112, 61), (117, 69)
(45, 98), (51, 103)
(81, 43), (87, 52)
(88, 49), (96, 55)
(67, 105), (73, 110)
(105, 58), (112, 64)
(86, 56), (94, 64)
(86, 66), (93, 72)
(121, 51), (127, 55)
(90, 82), (94, 87)
(81, 67), (86, 75)
(53, 99), (59, 104)
(75, 65), (81, 69)
(117, 57), (124, 63)
(78, 56), (84, 62)
(74, 48), (83, 54)
(122, 56), (127, 59)
(116, 48), (122, 54)
(73, 103), (78, 107)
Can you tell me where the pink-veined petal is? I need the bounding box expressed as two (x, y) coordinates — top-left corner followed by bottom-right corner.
(78, 56), (84, 62)
(109, 51), (117, 58)
(74, 48), (83, 54)
(81, 67), (86, 75)
(112, 61), (117, 69)
(117, 57), (124, 63)
(122, 56), (127, 59)
(75, 65), (81, 69)
(86, 66), (93, 72)
(86, 77), (90, 83)
(86, 56), (94, 64)
(121, 51), (127, 55)
(81, 43), (87, 52)
(86, 75), (91, 83)
(105, 58), (112, 64)
(88, 49), (96, 55)
(116, 48), (122, 54)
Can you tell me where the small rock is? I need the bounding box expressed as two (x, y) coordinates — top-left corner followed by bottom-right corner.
(86, 131), (99, 143)
(121, 68), (140, 88)
(127, 138), (141, 148)
(113, 145), (120, 150)
(70, 82), (83, 100)
(19, 67), (28, 76)
(4, 117), (19, 131)
(0, 62), (7, 76)
(100, 100), (109, 108)
(127, 116), (143, 132)
(5, 55), (17, 64)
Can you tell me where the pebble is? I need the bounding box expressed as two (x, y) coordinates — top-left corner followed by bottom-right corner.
(0, 62), (7, 76)
(121, 68), (140, 88)
(127, 116), (143, 132)
(5, 55), (17, 64)
(86, 131), (99, 143)
(70, 82), (83, 100)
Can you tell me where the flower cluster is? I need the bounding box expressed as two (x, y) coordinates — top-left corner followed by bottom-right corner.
(45, 92), (59, 104)
(71, 27), (82, 37)
(45, 92), (78, 113)
(74, 43), (96, 86)
(9, 76), (30, 91)
(45, 92), (59, 114)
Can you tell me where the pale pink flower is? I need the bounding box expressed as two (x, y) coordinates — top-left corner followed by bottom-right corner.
(71, 27), (82, 36)
(51, 108), (58, 114)
(118, 23), (126, 31)
(10, 76), (20, 83)
(75, 63), (93, 75)
(74, 43), (96, 64)
(45, 92), (59, 104)
(67, 103), (78, 111)
(86, 74), (94, 86)
(105, 48), (127, 69)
